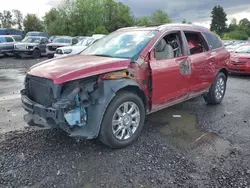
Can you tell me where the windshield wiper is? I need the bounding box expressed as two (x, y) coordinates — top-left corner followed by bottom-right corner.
(93, 54), (114, 58)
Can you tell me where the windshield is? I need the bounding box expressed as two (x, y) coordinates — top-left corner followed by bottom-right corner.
(234, 45), (250, 53)
(81, 30), (158, 59)
(52, 38), (72, 44)
(21, 37), (41, 43)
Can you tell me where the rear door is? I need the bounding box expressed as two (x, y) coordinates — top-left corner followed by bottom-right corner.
(3, 37), (15, 52)
(182, 31), (211, 93)
(149, 31), (190, 109)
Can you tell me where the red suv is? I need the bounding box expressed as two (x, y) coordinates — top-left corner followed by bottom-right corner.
(21, 24), (230, 148)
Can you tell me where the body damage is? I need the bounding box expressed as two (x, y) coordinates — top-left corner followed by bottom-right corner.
(22, 73), (143, 139)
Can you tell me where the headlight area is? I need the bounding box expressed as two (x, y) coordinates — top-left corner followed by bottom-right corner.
(64, 94), (87, 127)
(63, 49), (72, 54)
(58, 77), (98, 128)
(26, 46), (34, 50)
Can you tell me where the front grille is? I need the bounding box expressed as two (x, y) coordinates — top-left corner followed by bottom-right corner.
(56, 49), (63, 54)
(229, 68), (245, 72)
(26, 76), (55, 107)
(231, 61), (246, 65)
(47, 46), (57, 51)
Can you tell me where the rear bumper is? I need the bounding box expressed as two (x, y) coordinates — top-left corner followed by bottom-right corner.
(228, 64), (250, 74)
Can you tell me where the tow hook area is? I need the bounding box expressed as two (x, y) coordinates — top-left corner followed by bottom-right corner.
(64, 94), (87, 128)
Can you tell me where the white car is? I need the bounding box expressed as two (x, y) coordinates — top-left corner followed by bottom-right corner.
(54, 35), (105, 58)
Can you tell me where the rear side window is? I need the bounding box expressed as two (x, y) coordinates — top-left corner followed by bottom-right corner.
(184, 32), (208, 55)
(12, 35), (23, 42)
(6, 37), (14, 42)
(203, 32), (222, 50)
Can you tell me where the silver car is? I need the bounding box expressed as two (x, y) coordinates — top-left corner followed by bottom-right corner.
(0, 35), (22, 56)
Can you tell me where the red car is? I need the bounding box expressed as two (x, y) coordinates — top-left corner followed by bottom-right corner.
(21, 24), (230, 148)
(228, 44), (250, 74)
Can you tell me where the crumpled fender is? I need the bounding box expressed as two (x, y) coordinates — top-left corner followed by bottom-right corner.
(68, 79), (141, 139)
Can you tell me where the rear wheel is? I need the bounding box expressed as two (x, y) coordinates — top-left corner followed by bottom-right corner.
(99, 92), (145, 148)
(32, 49), (41, 59)
(204, 72), (227, 105)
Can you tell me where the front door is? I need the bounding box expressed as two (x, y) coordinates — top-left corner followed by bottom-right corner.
(149, 31), (191, 110)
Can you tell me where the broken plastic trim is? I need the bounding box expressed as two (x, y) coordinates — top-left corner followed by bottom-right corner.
(64, 94), (87, 128)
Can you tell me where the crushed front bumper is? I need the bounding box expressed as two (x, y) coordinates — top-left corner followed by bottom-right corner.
(21, 92), (65, 125)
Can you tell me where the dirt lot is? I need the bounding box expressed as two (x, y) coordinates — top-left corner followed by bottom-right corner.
(0, 57), (250, 188)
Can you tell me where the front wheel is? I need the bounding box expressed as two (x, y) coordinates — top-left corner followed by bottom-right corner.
(32, 49), (41, 59)
(99, 92), (145, 148)
(204, 72), (227, 105)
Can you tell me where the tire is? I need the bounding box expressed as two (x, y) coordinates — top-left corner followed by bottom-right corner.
(47, 54), (53, 59)
(14, 53), (21, 58)
(32, 49), (41, 59)
(204, 72), (227, 105)
(99, 92), (145, 148)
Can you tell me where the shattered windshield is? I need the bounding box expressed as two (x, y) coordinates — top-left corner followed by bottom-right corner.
(81, 30), (158, 59)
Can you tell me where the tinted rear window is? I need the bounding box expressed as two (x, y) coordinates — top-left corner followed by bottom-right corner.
(203, 32), (223, 50)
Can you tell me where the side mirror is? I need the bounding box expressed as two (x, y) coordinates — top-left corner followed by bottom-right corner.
(149, 48), (156, 60)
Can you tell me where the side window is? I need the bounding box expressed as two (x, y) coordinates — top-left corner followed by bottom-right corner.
(13, 36), (22, 42)
(203, 32), (222, 50)
(184, 32), (208, 55)
(6, 37), (14, 42)
(40, 38), (48, 44)
(72, 38), (78, 44)
(155, 32), (183, 60)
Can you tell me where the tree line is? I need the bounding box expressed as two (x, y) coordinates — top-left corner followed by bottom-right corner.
(210, 5), (250, 40)
(0, 1), (249, 40)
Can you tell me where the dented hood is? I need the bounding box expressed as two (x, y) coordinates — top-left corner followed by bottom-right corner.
(27, 55), (131, 84)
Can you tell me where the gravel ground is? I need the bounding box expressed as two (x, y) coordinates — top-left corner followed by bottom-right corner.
(0, 57), (250, 188)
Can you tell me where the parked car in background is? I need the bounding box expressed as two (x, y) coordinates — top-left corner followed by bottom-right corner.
(0, 35), (23, 56)
(76, 36), (88, 41)
(54, 35), (105, 58)
(14, 36), (49, 58)
(48, 36), (59, 43)
(46, 36), (78, 58)
(21, 24), (229, 148)
(25, 31), (49, 39)
(0, 28), (24, 38)
(228, 44), (250, 74)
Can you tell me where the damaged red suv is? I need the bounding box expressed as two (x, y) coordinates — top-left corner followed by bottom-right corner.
(21, 24), (230, 148)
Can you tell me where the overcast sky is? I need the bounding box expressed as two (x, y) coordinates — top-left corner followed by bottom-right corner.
(1, 0), (250, 28)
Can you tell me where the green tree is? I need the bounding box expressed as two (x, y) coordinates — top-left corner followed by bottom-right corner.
(182, 19), (192, 24)
(238, 18), (250, 36)
(23, 14), (44, 33)
(228, 18), (238, 32)
(0, 10), (13, 28)
(151, 10), (171, 25)
(136, 16), (151, 26)
(210, 5), (227, 36)
(12, 9), (23, 29)
(223, 30), (248, 40)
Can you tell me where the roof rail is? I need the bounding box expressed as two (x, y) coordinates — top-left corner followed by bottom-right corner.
(116, 26), (144, 31)
(157, 23), (210, 31)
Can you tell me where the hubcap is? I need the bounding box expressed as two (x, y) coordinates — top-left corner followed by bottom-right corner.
(215, 77), (225, 100)
(112, 102), (140, 140)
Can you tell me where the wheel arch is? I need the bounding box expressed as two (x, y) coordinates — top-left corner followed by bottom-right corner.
(219, 68), (228, 80)
(115, 85), (147, 112)
(75, 79), (147, 139)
